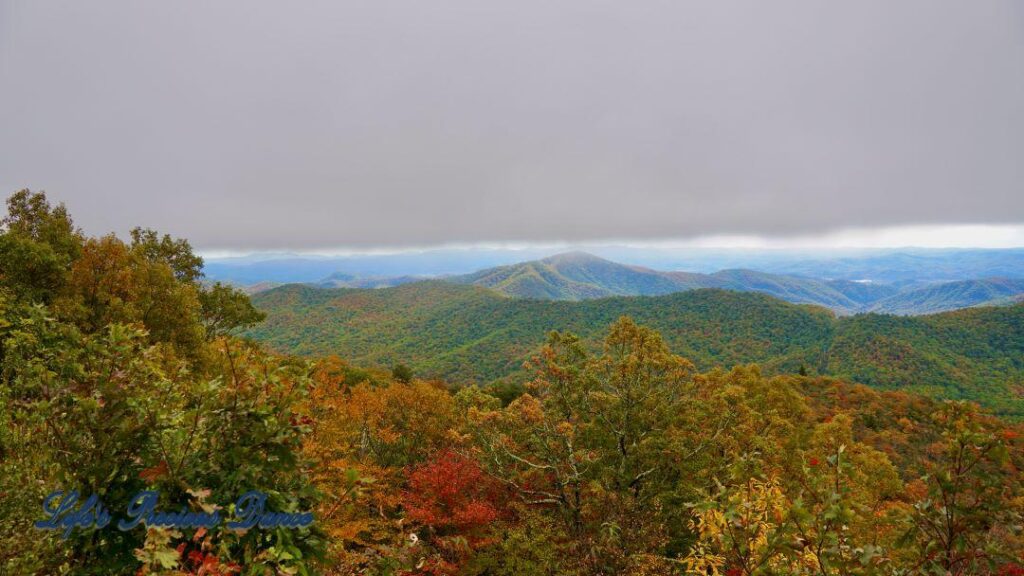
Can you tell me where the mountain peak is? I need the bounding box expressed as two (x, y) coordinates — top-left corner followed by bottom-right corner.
(540, 251), (609, 265)
(324, 271), (357, 281)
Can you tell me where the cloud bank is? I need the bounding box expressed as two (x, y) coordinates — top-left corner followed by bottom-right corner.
(2, 1), (1023, 249)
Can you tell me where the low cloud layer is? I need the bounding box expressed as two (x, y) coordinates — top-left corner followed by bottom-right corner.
(2, 1), (1023, 250)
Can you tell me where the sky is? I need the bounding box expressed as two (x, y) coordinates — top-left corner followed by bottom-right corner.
(2, 1), (1024, 252)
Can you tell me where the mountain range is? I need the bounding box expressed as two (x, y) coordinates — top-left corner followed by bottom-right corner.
(211, 249), (1024, 316)
(313, 272), (424, 290)
(204, 247), (1024, 283)
(447, 252), (1023, 315)
(226, 251), (1024, 316)
(246, 281), (1024, 418)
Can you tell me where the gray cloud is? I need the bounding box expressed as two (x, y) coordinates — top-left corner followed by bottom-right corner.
(1, 0), (1023, 250)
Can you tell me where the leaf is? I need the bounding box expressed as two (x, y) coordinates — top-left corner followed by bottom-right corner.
(152, 547), (179, 569)
(187, 487), (212, 500)
(139, 460), (169, 482)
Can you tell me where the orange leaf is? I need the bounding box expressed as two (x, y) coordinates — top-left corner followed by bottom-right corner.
(139, 460), (169, 482)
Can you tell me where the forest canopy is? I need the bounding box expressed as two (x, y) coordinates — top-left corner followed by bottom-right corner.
(2, 190), (1024, 575)
(247, 280), (1024, 418)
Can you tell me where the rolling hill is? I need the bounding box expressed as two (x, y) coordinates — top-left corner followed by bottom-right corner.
(247, 282), (1024, 418)
(705, 269), (862, 311)
(978, 293), (1024, 308)
(866, 278), (1024, 315)
(824, 279), (900, 306)
(314, 272), (424, 289)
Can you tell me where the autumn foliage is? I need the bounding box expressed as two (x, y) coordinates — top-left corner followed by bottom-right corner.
(4, 190), (1024, 575)
(404, 451), (504, 547)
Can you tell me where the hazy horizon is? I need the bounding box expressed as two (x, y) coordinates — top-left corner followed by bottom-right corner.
(195, 223), (1024, 261)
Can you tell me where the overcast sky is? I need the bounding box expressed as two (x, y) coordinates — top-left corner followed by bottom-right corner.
(2, 1), (1023, 251)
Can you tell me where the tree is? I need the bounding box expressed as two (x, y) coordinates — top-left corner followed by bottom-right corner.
(904, 402), (1022, 575)
(392, 362), (414, 383)
(589, 317), (693, 499)
(1, 189), (82, 266)
(1, 308), (323, 574)
(788, 414), (905, 574)
(198, 282), (266, 339)
(56, 234), (205, 354)
(402, 450), (506, 572)
(0, 190), (82, 303)
(468, 317), (694, 573)
(300, 365), (458, 572)
(684, 476), (795, 576)
(129, 227), (203, 284)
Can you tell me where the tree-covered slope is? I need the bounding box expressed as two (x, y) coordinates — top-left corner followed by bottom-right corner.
(824, 279), (900, 305)
(249, 283), (835, 383)
(451, 251), (691, 300)
(708, 269), (862, 312)
(866, 278), (1024, 315)
(826, 304), (1024, 414)
(313, 272), (424, 289)
(249, 282), (1024, 417)
(978, 293), (1024, 307)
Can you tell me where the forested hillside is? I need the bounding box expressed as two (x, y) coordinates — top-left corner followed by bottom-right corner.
(249, 282), (1024, 417)
(249, 282), (837, 382)
(451, 251), (697, 300)
(866, 278), (1024, 315)
(6, 190), (1024, 575)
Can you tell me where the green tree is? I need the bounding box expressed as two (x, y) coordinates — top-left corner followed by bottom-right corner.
(0, 190), (83, 303)
(904, 402), (1021, 575)
(129, 227), (204, 284)
(391, 362), (413, 383)
(199, 282), (267, 339)
(468, 317), (694, 573)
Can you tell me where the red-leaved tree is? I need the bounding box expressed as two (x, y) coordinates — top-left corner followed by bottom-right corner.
(402, 450), (507, 573)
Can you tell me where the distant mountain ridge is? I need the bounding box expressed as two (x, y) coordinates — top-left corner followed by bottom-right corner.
(447, 252), (1022, 315)
(450, 251), (863, 308)
(203, 247), (1024, 286)
(314, 272), (424, 289)
(451, 251), (688, 300)
(768, 249), (1024, 285)
(867, 278), (1024, 315)
(227, 251), (1024, 315)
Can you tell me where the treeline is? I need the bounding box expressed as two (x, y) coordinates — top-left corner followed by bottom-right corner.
(3, 190), (1024, 575)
